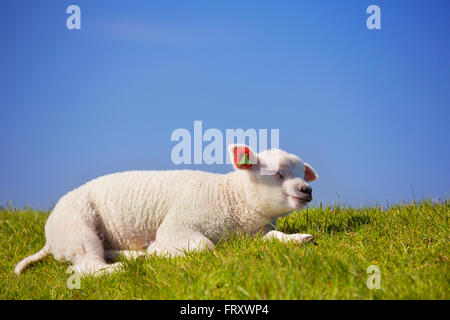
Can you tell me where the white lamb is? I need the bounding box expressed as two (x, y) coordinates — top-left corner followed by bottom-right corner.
(15, 144), (318, 276)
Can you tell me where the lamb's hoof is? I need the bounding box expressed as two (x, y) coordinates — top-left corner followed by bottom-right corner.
(291, 233), (316, 244)
(94, 262), (124, 276)
(74, 262), (125, 277)
(301, 234), (315, 243)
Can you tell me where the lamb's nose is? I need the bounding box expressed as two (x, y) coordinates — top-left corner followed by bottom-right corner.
(300, 186), (312, 195)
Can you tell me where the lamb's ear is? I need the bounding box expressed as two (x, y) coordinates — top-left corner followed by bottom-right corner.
(304, 163), (318, 182)
(228, 144), (258, 170)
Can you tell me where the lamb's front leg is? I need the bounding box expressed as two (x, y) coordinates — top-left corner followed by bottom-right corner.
(263, 230), (315, 244)
(148, 225), (215, 257)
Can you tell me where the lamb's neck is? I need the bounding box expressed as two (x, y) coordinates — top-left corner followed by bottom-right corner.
(219, 171), (270, 234)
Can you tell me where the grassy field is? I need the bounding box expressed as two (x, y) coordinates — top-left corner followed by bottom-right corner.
(0, 201), (448, 299)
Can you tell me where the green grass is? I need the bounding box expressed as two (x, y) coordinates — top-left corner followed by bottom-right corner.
(0, 201), (448, 299)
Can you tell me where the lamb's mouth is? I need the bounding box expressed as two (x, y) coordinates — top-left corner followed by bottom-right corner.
(288, 195), (312, 203)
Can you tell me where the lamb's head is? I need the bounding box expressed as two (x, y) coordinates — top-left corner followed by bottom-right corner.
(228, 144), (318, 219)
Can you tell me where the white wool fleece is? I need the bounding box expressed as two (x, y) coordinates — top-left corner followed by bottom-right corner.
(15, 145), (318, 276)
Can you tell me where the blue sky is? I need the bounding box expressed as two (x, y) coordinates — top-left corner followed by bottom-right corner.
(0, 0), (449, 209)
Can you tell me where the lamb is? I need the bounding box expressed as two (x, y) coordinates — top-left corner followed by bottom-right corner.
(15, 144), (318, 276)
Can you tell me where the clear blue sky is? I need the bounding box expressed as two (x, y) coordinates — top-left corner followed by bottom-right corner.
(1, 0), (449, 209)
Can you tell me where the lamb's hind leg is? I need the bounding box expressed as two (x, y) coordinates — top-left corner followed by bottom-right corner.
(45, 200), (124, 276)
(69, 226), (125, 276)
(105, 250), (147, 261)
(73, 256), (124, 276)
(66, 228), (125, 276)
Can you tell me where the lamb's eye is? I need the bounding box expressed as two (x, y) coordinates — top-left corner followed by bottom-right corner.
(277, 171), (284, 180)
